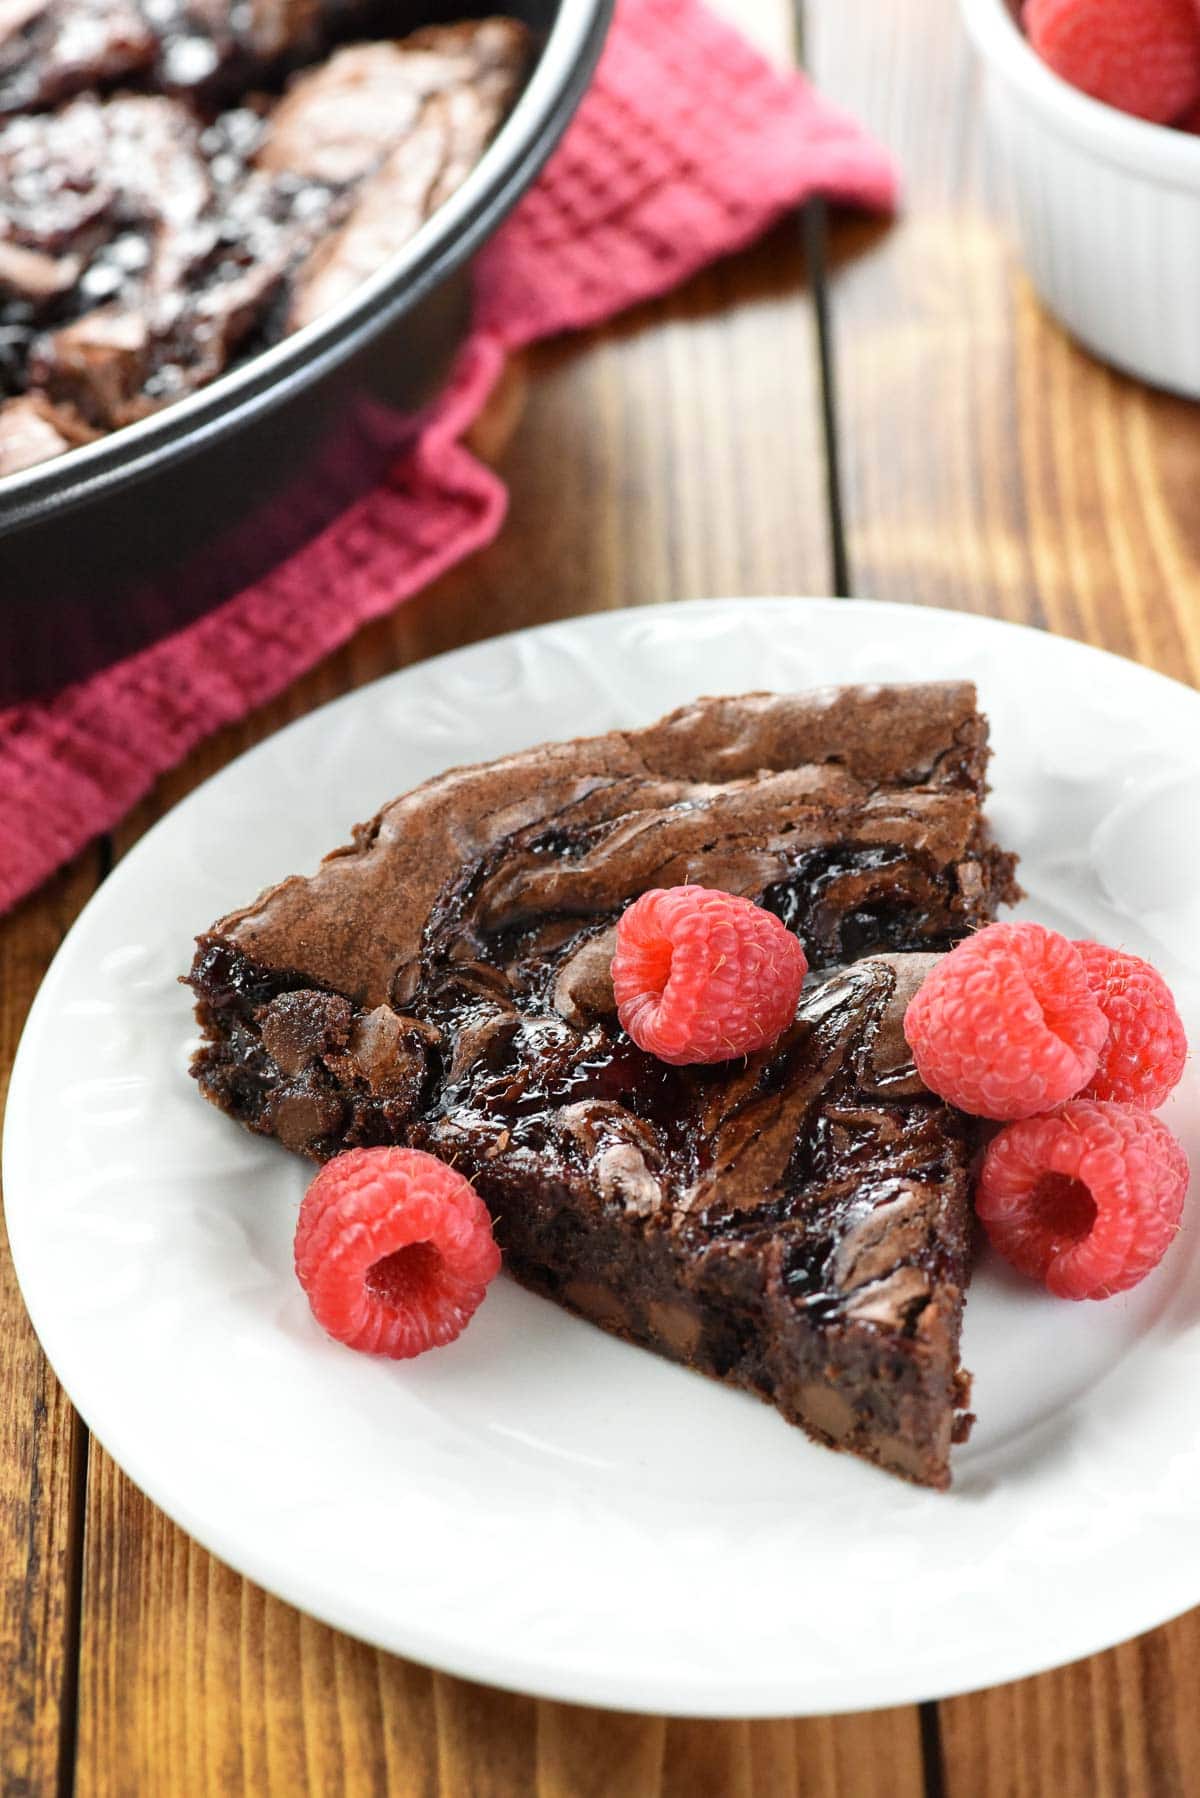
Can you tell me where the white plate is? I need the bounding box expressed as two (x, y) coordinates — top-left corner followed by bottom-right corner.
(6, 599), (1200, 1717)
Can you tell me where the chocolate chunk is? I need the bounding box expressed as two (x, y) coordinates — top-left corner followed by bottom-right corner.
(324, 1003), (433, 1110)
(858, 952), (943, 1097)
(553, 1102), (664, 1217)
(552, 927), (618, 1026)
(444, 1002), (519, 1084)
(267, 1082), (345, 1153)
(646, 1299), (701, 1359)
(562, 1280), (632, 1333)
(258, 988), (352, 1075)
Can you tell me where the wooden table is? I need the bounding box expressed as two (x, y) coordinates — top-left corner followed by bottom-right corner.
(4, 1), (1200, 1790)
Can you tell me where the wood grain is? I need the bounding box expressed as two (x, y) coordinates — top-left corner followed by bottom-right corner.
(937, 1624), (1200, 1798)
(658, 1711), (925, 1798)
(808, 2), (1200, 1793)
(808, 0), (1200, 686)
(0, 858), (101, 1794)
(76, 1476), (448, 1796)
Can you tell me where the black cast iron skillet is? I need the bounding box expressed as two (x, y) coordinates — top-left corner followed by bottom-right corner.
(0, 0), (613, 707)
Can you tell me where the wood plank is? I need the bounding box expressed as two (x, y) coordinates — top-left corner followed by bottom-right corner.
(0, 857), (101, 1794)
(806, 2), (1200, 1793)
(936, 1621), (1200, 1798)
(76, 1470), (447, 1795)
(808, 0), (1200, 685)
(69, 50), (923, 1788)
(536, 1704), (665, 1797)
(660, 1710), (925, 1798)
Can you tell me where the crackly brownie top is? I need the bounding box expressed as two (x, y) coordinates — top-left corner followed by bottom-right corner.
(212, 682), (1001, 1009)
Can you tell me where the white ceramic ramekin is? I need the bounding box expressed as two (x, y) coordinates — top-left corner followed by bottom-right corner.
(962, 0), (1200, 397)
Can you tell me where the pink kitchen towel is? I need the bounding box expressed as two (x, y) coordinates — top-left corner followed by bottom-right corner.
(0, 0), (896, 915)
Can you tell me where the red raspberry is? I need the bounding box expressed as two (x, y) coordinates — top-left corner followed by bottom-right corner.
(1024, 0), (1200, 125)
(294, 1147), (500, 1357)
(976, 1100), (1190, 1299)
(1073, 941), (1188, 1110)
(903, 922), (1106, 1120)
(611, 886), (807, 1066)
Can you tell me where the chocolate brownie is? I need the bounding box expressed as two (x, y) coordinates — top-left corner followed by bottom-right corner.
(0, 16), (531, 469)
(187, 683), (1019, 1486)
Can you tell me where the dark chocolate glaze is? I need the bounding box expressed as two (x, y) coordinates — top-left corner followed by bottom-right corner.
(188, 685), (1019, 1487)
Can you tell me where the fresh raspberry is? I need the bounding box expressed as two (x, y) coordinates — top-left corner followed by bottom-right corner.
(903, 922), (1106, 1119)
(1024, 0), (1200, 125)
(294, 1147), (500, 1357)
(976, 1100), (1190, 1299)
(611, 885), (807, 1066)
(1073, 941), (1188, 1110)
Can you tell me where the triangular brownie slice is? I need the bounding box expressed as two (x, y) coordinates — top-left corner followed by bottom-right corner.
(188, 684), (1018, 1486)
